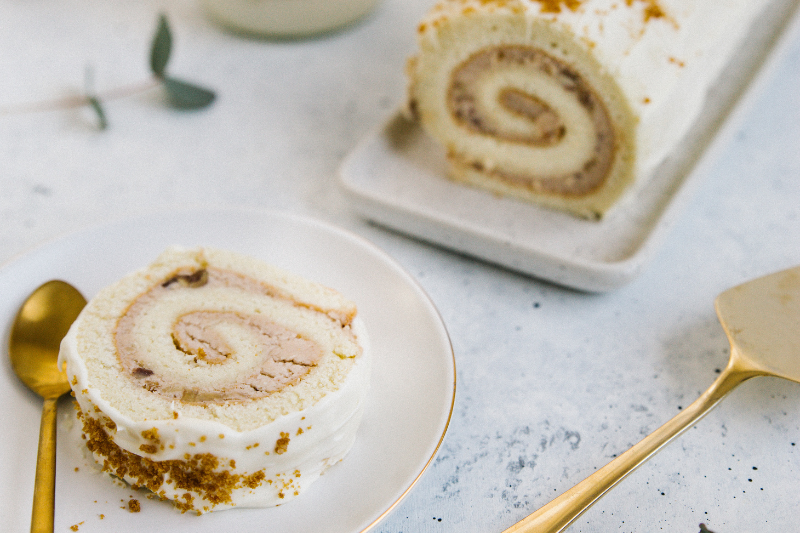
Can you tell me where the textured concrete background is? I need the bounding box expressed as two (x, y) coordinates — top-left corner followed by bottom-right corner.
(1, 1), (799, 531)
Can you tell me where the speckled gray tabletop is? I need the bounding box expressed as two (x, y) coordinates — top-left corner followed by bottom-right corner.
(1, 1), (799, 532)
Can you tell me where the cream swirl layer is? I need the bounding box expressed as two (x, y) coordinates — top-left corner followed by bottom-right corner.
(448, 44), (616, 196)
(59, 246), (370, 513)
(115, 267), (337, 403)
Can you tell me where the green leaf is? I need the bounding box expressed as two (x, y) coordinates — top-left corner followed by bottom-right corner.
(87, 96), (108, 129)
(150, 14), (172, 77)
(162, 76), (216, 109)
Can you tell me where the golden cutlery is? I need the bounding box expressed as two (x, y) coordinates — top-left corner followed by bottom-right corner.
(9, 281), (86, 533)
(505, 265), (800, 532)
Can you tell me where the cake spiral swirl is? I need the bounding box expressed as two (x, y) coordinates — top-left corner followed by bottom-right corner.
(446, 44), (617, 196)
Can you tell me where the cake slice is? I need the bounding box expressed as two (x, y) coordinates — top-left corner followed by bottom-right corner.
(59, 246), (370, 513)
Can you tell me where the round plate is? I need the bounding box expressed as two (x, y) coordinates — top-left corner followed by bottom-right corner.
(0, 208), (455, 533)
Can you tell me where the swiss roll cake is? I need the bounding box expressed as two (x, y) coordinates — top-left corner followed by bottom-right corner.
(406, 0), (779, 218)
(58, 246), (370, 514)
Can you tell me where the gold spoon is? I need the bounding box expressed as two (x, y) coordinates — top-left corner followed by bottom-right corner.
(9, 280), (86, 533)
(505, 265), (800, 533)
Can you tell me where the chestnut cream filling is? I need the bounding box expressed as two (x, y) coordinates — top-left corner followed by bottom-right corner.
(448, 45), (616, 196)
(115, 268), (327, 404)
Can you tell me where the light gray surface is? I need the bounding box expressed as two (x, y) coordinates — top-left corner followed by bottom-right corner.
(1, 1), (799, 532)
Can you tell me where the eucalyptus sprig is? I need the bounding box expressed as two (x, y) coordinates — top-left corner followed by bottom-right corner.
(149, 14), (216, 110)
(85, 13), (215, 127)
(0, 13), (215, 129)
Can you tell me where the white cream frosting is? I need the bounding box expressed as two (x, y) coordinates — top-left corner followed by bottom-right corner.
(58, 246), (370, 513)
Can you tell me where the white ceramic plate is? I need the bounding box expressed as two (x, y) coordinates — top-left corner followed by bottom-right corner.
(0, 208), (455, 533)
(339, 2), (800, 292)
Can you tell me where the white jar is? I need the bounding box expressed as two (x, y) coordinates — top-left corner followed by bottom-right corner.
(201, 0), (380, 38)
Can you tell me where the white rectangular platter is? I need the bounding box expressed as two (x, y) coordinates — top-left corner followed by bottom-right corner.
(339, 1), (800, 292)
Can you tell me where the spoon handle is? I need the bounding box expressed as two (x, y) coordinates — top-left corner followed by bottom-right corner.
(31, 396), (59, 533)
(502, 364), (760, 533)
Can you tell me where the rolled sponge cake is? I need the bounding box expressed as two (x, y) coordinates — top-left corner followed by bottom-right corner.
(406, 0), (780, 218)
(58, 246), (370, 513)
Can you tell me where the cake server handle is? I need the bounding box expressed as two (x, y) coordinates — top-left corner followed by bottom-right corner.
(502, 366), (751, 532)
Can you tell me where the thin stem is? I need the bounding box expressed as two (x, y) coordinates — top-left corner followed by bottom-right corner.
(0, 77), (161, 117)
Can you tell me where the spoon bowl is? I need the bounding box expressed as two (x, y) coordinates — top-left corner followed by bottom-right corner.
(9, 280), (86, 533)
(504, 265), (800, 533)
